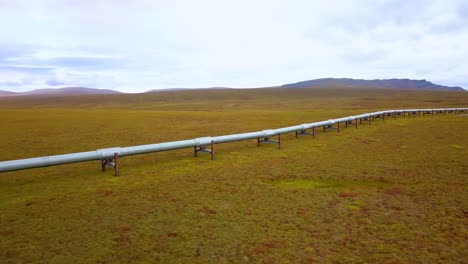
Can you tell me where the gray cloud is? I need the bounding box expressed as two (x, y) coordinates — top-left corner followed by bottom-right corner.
(46, 79), (68, 86)
(0, 81), (22, 86)
(0, 65), (54, 74)
(52, 57), (123, 69)
(457, 2), (468, 18)
(0, 44), (36, 63)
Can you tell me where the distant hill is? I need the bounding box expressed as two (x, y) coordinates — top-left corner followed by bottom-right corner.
(0, 90), (16, 96)
(281, 78), (465, 91)
(0, 87), (121, 96)
(145, 87), (232, 93)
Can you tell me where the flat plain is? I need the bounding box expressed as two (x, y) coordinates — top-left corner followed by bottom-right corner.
(0, 88), (467, 263)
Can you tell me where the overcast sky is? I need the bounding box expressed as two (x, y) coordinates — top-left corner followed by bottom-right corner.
(0, 0), (467, 92)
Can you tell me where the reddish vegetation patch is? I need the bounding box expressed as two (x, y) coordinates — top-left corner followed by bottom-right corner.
(199, 206), (217, 216)
(359, 139), (371, 145)
(247, 240), (286, 256)
(462, 209), (468, 218)
(297, 208), (307, 216)
(0, 229), (15, 236)
(377, 177), (388, 182)
(261, 240), (285, 249)
(113, 225), (132, 245)
(119, 226), (132, 232)
(102, 190), (114, 197)
(384, 187), (403, 196)
(250, 247), (266, 255)
(167, 232), (178, 238)
(339, 192), (358, 198)
(114, 234), (131, 244)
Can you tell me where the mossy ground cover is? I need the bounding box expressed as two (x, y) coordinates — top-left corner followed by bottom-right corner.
(0, 88), (467, 263)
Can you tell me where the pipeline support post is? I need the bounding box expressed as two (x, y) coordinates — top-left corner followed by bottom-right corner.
(114, 152), (119, 176)
(422, 110), (432, 116)
(258, 134), (281, 149)
(345, 119), (358, 128)
(359, 117), (371, 125)
(295, 129), (314, 138)
(194, 140), (214, 160)
(323, 124), (339, 133)
(101, 153), (119, 176)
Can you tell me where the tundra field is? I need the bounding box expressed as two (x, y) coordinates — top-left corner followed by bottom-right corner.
(0, 88), (467, 263)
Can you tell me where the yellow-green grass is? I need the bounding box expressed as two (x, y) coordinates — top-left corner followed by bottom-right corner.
(0, 88), (467, 263)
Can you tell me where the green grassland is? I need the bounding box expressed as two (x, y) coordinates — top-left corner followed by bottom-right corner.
(0, 88), (467, 263)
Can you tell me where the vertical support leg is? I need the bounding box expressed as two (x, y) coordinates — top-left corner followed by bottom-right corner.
(337, 122), (340, 133)
(295, 131), (298, 138)
(210, 140), (214, 160)
(355, 118), (358, 128)
(257, 138), (260, 147)
(359, 118), (362, 125)
(113, 153), (119, 176)
(418, 110), (421, 116)
(323, 126), (326, 133)
(101, 160), (106, 172)
(278, 134), (281, 149)
(194, 146), (198, 157)
(312, 127), (315, 138)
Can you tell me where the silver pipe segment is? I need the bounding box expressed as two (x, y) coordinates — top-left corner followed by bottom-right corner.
(0, 151), (101, 172)
(0, 107), (466, 173)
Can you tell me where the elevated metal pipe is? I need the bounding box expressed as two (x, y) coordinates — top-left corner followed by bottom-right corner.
(0, 108), (466, 173)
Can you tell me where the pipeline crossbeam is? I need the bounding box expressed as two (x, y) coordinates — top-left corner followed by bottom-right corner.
(0, 108), (466, 173)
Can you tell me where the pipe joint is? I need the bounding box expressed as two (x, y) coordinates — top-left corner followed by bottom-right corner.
(96, 147), (121, 159)
(194, 137), (213, 146)
(261, 129), (277, 137)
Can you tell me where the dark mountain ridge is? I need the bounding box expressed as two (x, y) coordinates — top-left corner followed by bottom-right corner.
(281, 78), (464, 91)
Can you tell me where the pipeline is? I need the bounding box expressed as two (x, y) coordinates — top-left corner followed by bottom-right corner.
(0, 108), (466, 174)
